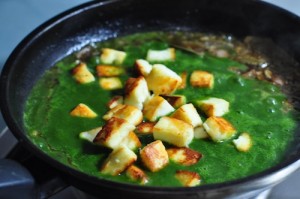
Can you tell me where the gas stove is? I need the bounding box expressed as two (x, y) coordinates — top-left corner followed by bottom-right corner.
(0, 0), (300, 198)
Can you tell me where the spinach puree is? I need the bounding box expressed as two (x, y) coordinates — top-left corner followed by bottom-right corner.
(24, 32), (297, 186)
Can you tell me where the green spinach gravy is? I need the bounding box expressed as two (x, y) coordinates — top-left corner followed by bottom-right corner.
(24, 32), (297, 186)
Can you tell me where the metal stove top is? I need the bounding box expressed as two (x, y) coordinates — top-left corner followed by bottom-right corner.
(0, 0), (300, 198)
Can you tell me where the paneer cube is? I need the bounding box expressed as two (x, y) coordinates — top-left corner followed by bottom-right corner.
(233, 132), (252, 152)
(72, 62), (95, 84)
(190, 70), (214, 88)
(167, 147), (202, 166)
(171, 103), (202, 127)
(194, 126), (209, 139)
(160, 95), (186, 109)
(103, 104), (143, 126)
(135, 59), (153, 76)
(203, 116), (236, 142)
(175, 170), (201, 187)
(143, 95), (175, 122)
(145, 64), (182, 95)
(96, 65), (124, 77)
(126, 165), (149, 185)
(99, 77), (123, 90)
(178, 71), (188, 89)
(70, 103), (97, 118)
(122, 131), (142, 151)
(136, 122), (156, 134)
(79, 126), (102, 142)
(153, 117), (194, 147)
(196, 97), (229, 117)
(124, 76), (150, 110)
(107, 95), (124, 109)
(100, 48), (126, 65)
(146, 48), (176, 62)
(101, 146), (137, 176)
(140, 140), (169, 172)
(93, 117), (135, 149)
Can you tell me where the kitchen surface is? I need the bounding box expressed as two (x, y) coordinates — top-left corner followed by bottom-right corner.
(0, 0), (300, 198)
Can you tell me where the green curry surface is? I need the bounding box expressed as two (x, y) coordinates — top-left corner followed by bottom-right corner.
(24, 32), (296, 186)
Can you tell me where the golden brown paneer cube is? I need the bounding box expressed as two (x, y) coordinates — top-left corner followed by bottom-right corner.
(136, 122), (156, 134)
(196, 97), (229, 117)
(135, 59), (153, 76)
(79, 126), (102, 142)
(103, 104), (143, 126)
(203, 116), (236, 142)
(153, 117), (194, 147)
(96, 65), (124, 77)
(178, 71), (187, 89)
(124, 76), (150, 110)
(145, 64), (182, 95)
(194, 126), (209, 139)
(72, 62), (95, 84)
(100, 48), (126, 65)
(107, 95), (124, 109)
(143, 95), (175, 122)
(160, 95), (186, 109)
(93, 117), (135, 149)
(190, 70), (214, 88)
(146, 48), (176, 62)
(167, 147), (202, 166)
(140, 140), (169, 172)
(126, 165), (149, 185)
(70, 103), (97, 118)
(122, 131), (142, 151)
(99, 77), (123, 90)
(101, 146), (137, 176)
(171, 103), (202, 127)
(233, 132), (252, 152)
(175, 170), (201, 187)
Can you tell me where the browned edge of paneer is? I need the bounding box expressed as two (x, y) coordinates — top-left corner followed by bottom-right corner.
(126, 165), (149, 185)
(175, 170), (201, 187)
(167, 147), (202, 166)
(136, 122), (156, 134)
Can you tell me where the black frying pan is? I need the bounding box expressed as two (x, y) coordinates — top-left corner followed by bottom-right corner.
(1, 0), (300, 198)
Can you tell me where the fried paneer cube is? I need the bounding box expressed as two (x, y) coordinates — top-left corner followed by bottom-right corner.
(103, 104), (143, 126)
(93, 117), (135, 149)
(196, 97), (229, 117)
(153, 117), (194, 147)
(160, 95), (186, 109)
(140, 140), (169, 172)
(122, 131), (142, 151)
(126, 165), (149, 185)
(175, 170), (201, 187)
(96, 65), (124, 77)
(233, 132), (252, 152)
(107, 95), (124, 109)
(72, 62), (95, 84)
(135, 59), (153, 76)
(146, 48), (176, 62)
(79, 126), (102, 142)
(70, 103), (97, 118)
(136, 122), (155, 134)
(171, 103), (202, 127)
(178, 71), (188, 89)
(190, 70), (214, 88)
(100, 48), (126, 65)
(203, 116), (236, 142)
(167, 147), (202, 166)
(194, 126), (209, 139)
(145, 64), (182, 95)
(99, 77), (123, 90)
(101, 146), (137, 176)
(143, 95), (175, 122)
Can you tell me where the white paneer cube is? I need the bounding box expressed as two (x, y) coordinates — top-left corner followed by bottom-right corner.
(93, 117), (135, 149)
(153, 117), (194, 147)
(160, 95), (186, 109)
(203, 116), (236, 142)
(145, 64), (182, 95)
(135, 59), (153, 76)
(190, 70), (214, 88)
(167, 147), (202, 166)
(124, 76), (150, 110)
(101, 146), (137, 176)
(175, 170), (201, 187)
(72, 62), (95, 84)
(70, 103), (97, 118)
(107, 95), (124, 109)
(126, 165), (149, 185)
(99, 77), (123, 90)
(96, 65), (124, 77)
(103, 104), (143, 126)
(196, 97), (229, 117)
(100, 48), (126, 65)
(194, 126), (209, 139)
(79, 126), (102, 142)
(146, 48), (176, 62)
(171, 103), (202, 127)
(122, 131), (142, 151)
(233, 132), (252, 152)
(143, 95), (175, 122)
(140, 140), (169, 172)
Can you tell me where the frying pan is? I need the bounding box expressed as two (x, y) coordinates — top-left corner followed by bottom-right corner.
(1, 0), (300, 198)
